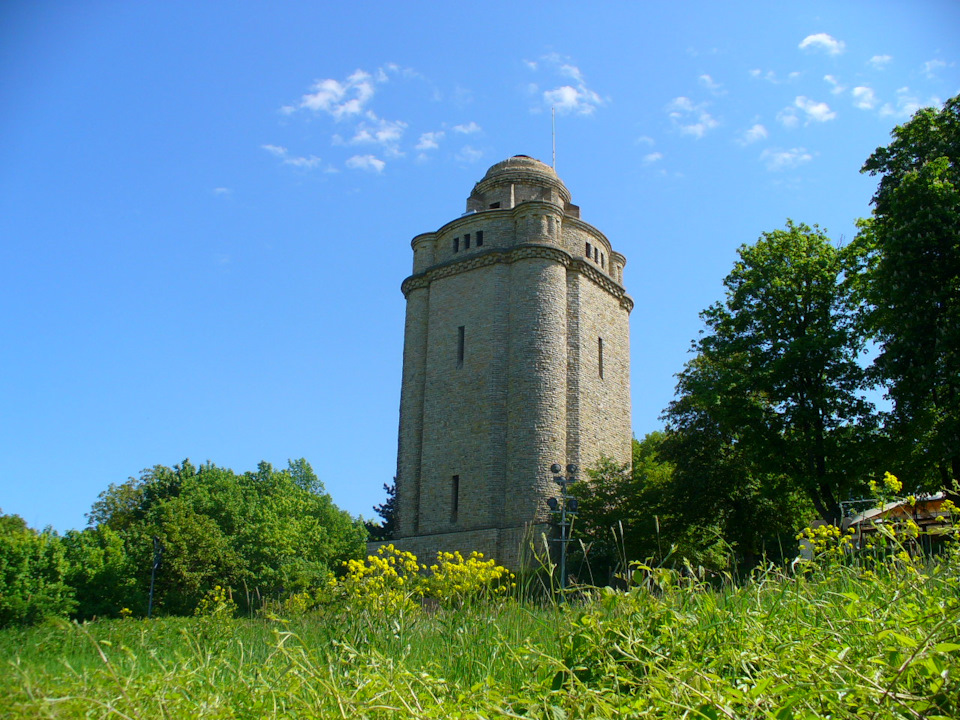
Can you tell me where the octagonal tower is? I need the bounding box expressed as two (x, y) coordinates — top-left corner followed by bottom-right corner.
(393, 156), (632, 567)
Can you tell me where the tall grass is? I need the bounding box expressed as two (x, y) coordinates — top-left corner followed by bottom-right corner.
(2, 544), (958, 718)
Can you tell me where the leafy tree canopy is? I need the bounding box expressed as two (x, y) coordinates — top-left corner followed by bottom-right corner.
(664, 221), (877, 525)
(857, 94), (960, 487)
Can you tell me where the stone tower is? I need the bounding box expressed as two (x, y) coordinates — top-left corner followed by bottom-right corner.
(394, 155), (632, 567)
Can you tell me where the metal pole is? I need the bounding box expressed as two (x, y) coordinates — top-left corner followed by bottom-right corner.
(147, 536), (162, 619)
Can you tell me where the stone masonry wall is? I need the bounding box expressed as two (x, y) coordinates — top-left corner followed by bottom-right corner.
(393, 157), (631, 569)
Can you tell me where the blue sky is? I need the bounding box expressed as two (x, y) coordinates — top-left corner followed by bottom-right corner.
(2, 1), (958, 532)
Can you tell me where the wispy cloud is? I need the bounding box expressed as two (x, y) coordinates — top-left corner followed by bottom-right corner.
(345, 154), (385, 173)
(642, 152), (663, 165)
(261, 144), (323, 169)
(799, 33), (846, 56)
(416, 131), (444, 151)
(824, 75), (846, 95)
(852, 86), (877, 110)
(212, 187), (232, 196)
(698, 74), (725, 95)
(453, 121), (481, 134)
(923, 59), (948, 79)
(455, 145), (484, 163)
(879, 87), (940, 119)
(761, 147), (813, 171)
(348, 117), (408, 152)
(749, 69), (802, 84)
(869, 55), (892, 69)
(284, 69), (377, 119)
(779, 96), (836, 127)
(738, 124), (768, 146)
(528, 53), (605, 115)
(666, 96), (719, 139)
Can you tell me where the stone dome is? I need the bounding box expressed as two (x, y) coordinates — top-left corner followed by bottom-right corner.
(467, 155), (571, 212)
(480, 155), (558, 182)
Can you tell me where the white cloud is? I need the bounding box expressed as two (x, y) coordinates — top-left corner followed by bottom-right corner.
(345, 154), (385, 173)
(879, 87), (940, 119)
(636, 135), (655, 146)
(349, 117), (408, 148)
(738, 124), (768, 145)
(923, 59), (947, 78)
(794, 96), (837, 123)
(698, 74), (725, 95)
(530, 54), (605, 115)
(666, 96), (719, 139)
(869, 55), (892, 69)
(749, 69), (801, 84)
(213, 187), (232, 196)
(799, 33), (846, 56)
(761, 147), (813, 171)
(416, 131), (444, 151)
(288, 69), (378, 120)
(642, 152), (663, 164)
(453, 121), (481, 134)
(852, 86), (877, 110)
(455, 145), (484, 163)
(824, 75), (846, 95)
(777, 107), (800, 129)
(261, 144), (322, 169)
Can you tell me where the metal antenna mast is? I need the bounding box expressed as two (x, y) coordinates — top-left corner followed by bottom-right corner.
(552, 106), (556, 169)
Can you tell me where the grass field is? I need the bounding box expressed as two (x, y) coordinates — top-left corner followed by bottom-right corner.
(2, 545), (958, 719)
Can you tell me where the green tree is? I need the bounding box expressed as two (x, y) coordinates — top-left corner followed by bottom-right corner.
(62, 525), (141, 620)
(0, 512), (75, 626)
(664, 221), (876, 525)
(570, 436), (674, 581)
(365, 479), (396, 541)
(84, 459), (366, 616)
(858, 95), (960, 487)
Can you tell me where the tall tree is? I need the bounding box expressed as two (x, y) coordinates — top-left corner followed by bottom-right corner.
(664, 221), (876, 524)
(858, 95), (960, 487)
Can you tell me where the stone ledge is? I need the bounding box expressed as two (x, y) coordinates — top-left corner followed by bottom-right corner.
(401, 244), (633, 312)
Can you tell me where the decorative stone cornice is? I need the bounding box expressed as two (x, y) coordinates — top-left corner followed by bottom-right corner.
(401, 244), (634, 312)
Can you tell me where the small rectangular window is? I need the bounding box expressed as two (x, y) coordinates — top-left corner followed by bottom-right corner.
(457, 326), (465, 368)
(451, 475), (460, 522)
(476, 231), (483, 247)
(585, 241), (592, 258)
(601, 252), (605, 268)
(453, 237), (460, 253)
(464, 233), (471, 249)
(489, 202), (501, 209)
(594, 247), (599, 262)
(598, 337), (604, 379)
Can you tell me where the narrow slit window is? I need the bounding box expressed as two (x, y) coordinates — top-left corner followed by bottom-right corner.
(598, 337), (604, 379)
(476, 230), (483, 247)
(489, 202), (501, 209)
(451, 475), (460, 522)
(601, 252), (605, 268)
(453, 237), (460, 253)
(464, 233), (471, 249)
(594, 247), (599, 262)
(585, 241), (592, 258)
(457, 326), (465, 368)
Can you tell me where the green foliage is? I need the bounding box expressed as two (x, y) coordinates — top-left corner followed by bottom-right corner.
(365, 479), (396, 541)
(79, 458), (366, 618)
(2, 533), (957, 718)
(663, 221), (876, 531)
(61, 525), (141, 621)
(0, 512), (75, 626)
(570, 435), (676, 579)
(857, 94), (960, 487)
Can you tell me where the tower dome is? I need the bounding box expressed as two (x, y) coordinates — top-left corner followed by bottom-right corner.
(466, 155), (572, 214)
